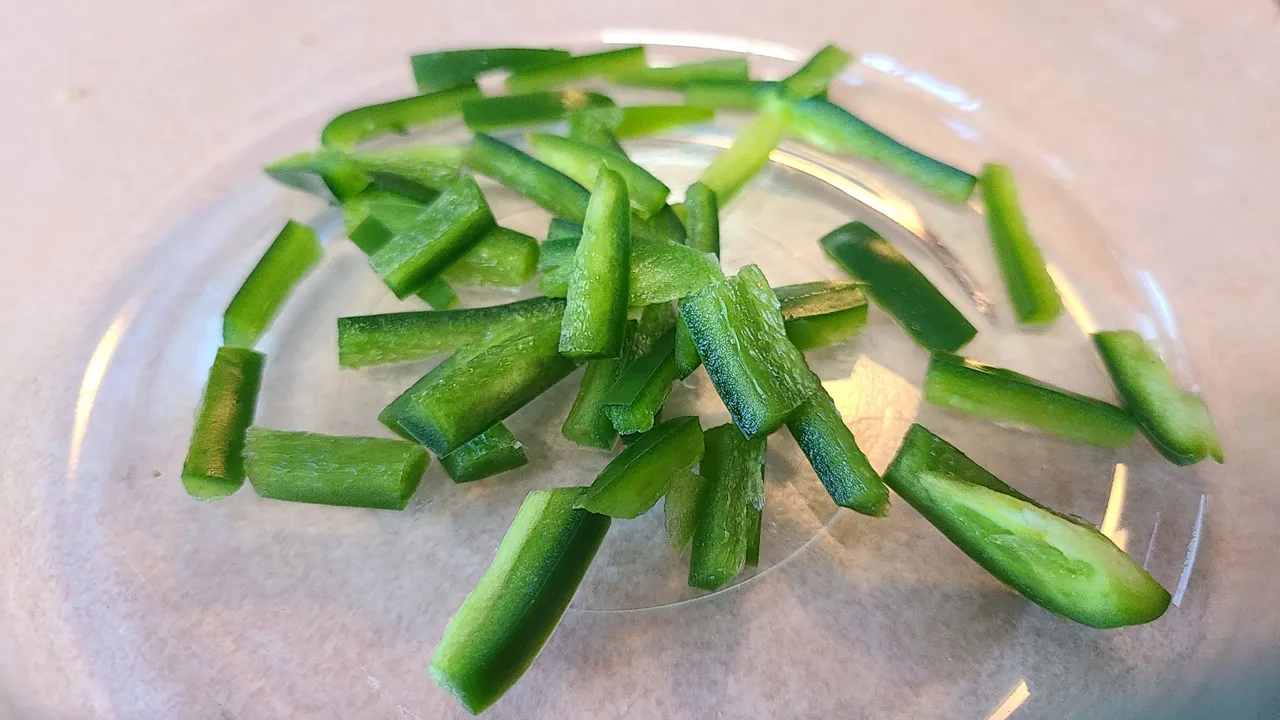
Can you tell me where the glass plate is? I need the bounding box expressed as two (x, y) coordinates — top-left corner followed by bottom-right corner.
(51, 35), (1210, 718)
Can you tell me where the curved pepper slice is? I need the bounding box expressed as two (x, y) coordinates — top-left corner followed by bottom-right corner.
(601, 331), (679, 435)
(430, 487), (610, 714)
(699, 101), (788, 205)
(469, 133), (590, 222)
(787, 389), (889, 517)
(663, 469), (707, 549)
(538, 235), (721, 306)
(689, 423), (766, 591)
(777, 44), (852, 100)
(440, 424), (529, 483)
(462, 91), (616, 132)
(576, 416), (704, 518)
(616, 105), (716, 139)
(529, 132), (670, 218)
(820, 221), (976, 352)
(182, 347), (265, 500)
(559, 168), (631, 359)
(505, 46), (646, 93)
(321, 85), (481, 150)
(612, 57), (750, 89)
(682, 181), (720, 257)
(223, 220), (322, 348)
(1093, 330), (1223, 465)
(411, 47), (571, 93)
(568, 106), (626, 153)
(979, 163), (1063, 325)
(883, 424), (1172, 628)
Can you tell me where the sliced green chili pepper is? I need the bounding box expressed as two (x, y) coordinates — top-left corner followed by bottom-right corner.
(925, 351), (1137, 448)
(538, 235), (721, 305)
(699, 102), (788, 205)
(462, 91), (616, 132)
(440, 424), (529, 483)
(337, 296), (565, 369)
(368, 177), (496, 298)
(415, 278), (460, 310)
(689, 423), (766, 591)
(1093, 331), (1223, 465)
(269, 144), (468, 203)
(631, 203), (688, 244)
(674, 316), (701, 379)
(679, 265), (822, 439)
(576, 416), (704, 518)
(266, 150), (372, 201)
(468, 133), (590, 222)
(380, 304), (577, 455)
(568, 106), (626, 153)
(528, 133), (670, 218)
(778, 44), (852, 100)
(786, 389), (890, 517)
(411, 47), (572, 93)
(745, 501), (762, 567)
(559, 168), (631, 359)
(663, 469), (706, 549)
(505, 46), (647, 93)
(181, 347), (265, 500)
(345, 198), (459, 309)
(883, 424), (1172, 628)
(776, 281), (870, 351)
(616, 105), (716, 139)
(784, 307), (867, 351)
(820, 222), (976, 352)
(321, 85), (481, 150)
(613, 57), (750, 88)
(561, 324), (634, 451)
(979, 163), (1063, 325)
(787, 96), (977, 204)
(684, 80), (781, 110)
(430, 487), (610, 714)
(682, 181), (720, 256)
(601, 331), (679, 435)
(243, 427), (428, 510)
(546, 217), (583, 241)
(631, 301), (678, 354)
(223, 220), (322, 348)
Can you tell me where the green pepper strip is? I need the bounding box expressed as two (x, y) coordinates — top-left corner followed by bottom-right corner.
(268, 145), (468, 203)
(468, 133), (590, 222)
(576, 416), (704, 518)
(321, 85), (481, 151)
(631, 203), (688, 244)
(559, 168), (631, 359)
(546, 217), (584, 241)
(430, 487), (610, 714)
(411, 47), (572, 93)
(925, 351), (1138, 448)
(884, 424), (1172, 628)
(380, 302), (578, 455)
(181, 347), (265, 500)
(561, 322), (635, 451)
(601, 331), (680, 435)
(568, 106), (626, 153)
(243, 427), (429, 510)
(682, 181), (720, 257)
(787, 389), (890, 517)
(505, 46), (647, 93)
(223, 221), (322, 348)
(777, 44), (852, 100)
(528, 132), (671, 218)
(679, 265), (823, 439)
(689, 423), (766, 591)
(368, 177), (496, 298)
(337, 296), (565, 369)
(537, 234), (721, 306)
(698, 102), (788, 205)
(616, 105), (716, 139)
(612, 57), (750, 88)
(462, 91), (616, 132)
(1093, 331), (1223, 465)
(440, 424), (529, 483)
(820, 221), (976, 352)
(979, 163), (1063, 325)
(663, 469), (707, 550)
(786, 96), (977, 204)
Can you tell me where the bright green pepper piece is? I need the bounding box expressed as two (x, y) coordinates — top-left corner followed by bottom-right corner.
(979, 163), (1063, 325)
(684, 80), (781, 110)
(576, 416), (704, 518)
(538, 235), (720, 305)
(787, 389), (889, 517)
(268, 145), (467, 203)
(631, 203), (688, 245)
(321, 85), (481, 150)
(528, 133), (670, 218)
(468, 133), (590, 222)
(506, 46), (647, 93)
(1093, 331), (1223, 465)
(613, 57), (750, 88)
(181, 347), (265, 500)
(787, 96), (977, 204)
(616, 105), (716, 139)
(778, 44), (852, 100)
(925, 351), (1138, 448)
(689, 423), (766, 591)
(663, 469), (707, 549)
(673, 315), (701, 380)
(223, 221), (322, 348)
(561, 322), (635, 451)
(546, 217), (583, 241)
(568, 106), (626, 153)
(430, 487), (610, 714)
(411, 47), (572, 93)
(440, 424), (529, 483)
(559, 168), (631, 359)
(243, 428), (428, 510)
(699, 102), (788, 205)
(745, 501), (763, 567)
(682, 181), (720, 256)
(679, 265), (823, 439)
(784, 307), (867, 351)
(884, 424), (1172, 628)
(601, 331), (679, 435)
(462, 91), (616, 132)
(820, 222), (976, 352)
(369, 177), (496, 298)
(380, 304), (578, 455)
(337, 296), (565, 369)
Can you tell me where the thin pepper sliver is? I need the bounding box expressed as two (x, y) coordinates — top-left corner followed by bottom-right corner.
(440, 424), (529, 483)
(689, 423), (766, 590)
(223, 220), (322, 349)
(462, 91), (616, 132)
(181, 347), (265, 500)
(786, 388), (889, 517)
(468, 133), (590, 222)
(559, 168), (631, 359)
(576, 416), (704, 518)
(321, 85), (481, 151)
(505, 46), (647, 93)
(979, 163), (1063, 326)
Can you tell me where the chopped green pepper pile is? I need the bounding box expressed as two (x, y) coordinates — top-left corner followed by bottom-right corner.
(181, 42), (1223, 714)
